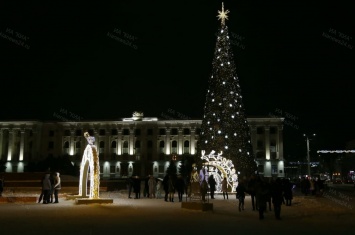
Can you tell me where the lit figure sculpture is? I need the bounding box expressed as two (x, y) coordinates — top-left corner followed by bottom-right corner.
(78, 132), (100, 199)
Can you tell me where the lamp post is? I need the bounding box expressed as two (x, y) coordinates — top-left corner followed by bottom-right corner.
(304, 133), (316, 177)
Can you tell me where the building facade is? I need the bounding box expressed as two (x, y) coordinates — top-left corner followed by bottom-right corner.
(0, 113), (284, 178)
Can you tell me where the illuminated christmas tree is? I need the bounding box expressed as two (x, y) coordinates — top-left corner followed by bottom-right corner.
(197, 2), (257, 177)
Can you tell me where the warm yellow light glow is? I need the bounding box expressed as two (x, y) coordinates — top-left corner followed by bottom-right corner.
(217, 2), (230, 26)
(79, 132), (100, 199)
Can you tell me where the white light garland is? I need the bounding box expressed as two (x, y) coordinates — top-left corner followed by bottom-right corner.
(201, 150), (238, 193)
(317, 150), (355, 153)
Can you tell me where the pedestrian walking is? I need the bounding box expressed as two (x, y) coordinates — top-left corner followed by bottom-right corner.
(133, 175), (141, 199)
(200, 179), (208, 202)
(283, 178), (293, 206)
(156, 180), (162, 199)
(175, 174), (185, 202)
(168, 175), (175, 202)
(222, 177), (228, 199)
(148, 175), (156, 199)
(271, 178), (284, 220)
(53, 172), (61, 203)
(247, 175), (258, 211)
(163, 174), (169, 202)
(236, 180), (246, 211)
(126, 176), (133, 198)
(41, 172), (52, 204)
(255, 176), (269, 220)
(208, 175), (216, 199)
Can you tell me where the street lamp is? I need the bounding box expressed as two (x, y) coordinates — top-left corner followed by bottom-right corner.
(304, 133), (316, 177)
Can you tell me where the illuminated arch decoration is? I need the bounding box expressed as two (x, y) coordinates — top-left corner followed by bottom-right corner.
(317, 150), (355, 154)
(78, 132), (100, 199)
(201, 150), (238, 192)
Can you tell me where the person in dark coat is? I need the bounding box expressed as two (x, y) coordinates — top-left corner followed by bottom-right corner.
(208, 175), (216, 199)
(255, 176), (269, 220)
(175, 175), (185, 202)
(248, 175), (258, 211)
(265, 178), (273, 211)
(283, 178), (293, 206)
(168, 175), (176, 202)
(42, 173), (52, 204)
(162, 174), (169, 202)
(221, 177), (228, 199)
(132, 175), (141, 199)
(48, 171), (55, 203)
(271, 178), (284, 220)
(200, 180), (208, 202)
(126, 176), (134, 198)
(236, 180), (247, 211)
(144, 175), (150, 198)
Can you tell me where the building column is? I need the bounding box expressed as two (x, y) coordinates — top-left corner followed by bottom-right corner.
(178, 127), (183, 155)
(70, 130), (75, 156)
(117, 128), (122, 155)
(129, 127), (134, 155)
(264, 126), (271, 177)
(19, 129), (25, 161)
(265, 126), (270, 160)
(277, 125), (284, 160)
(165, 128), (171, 155)
(105, 128), (110, 161)
(7, 129), (15, 161)
(190, 127), (196, 155)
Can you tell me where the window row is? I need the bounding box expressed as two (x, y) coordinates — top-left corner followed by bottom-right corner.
(60, 128), (201, 137)
(62, 140), (191, 154)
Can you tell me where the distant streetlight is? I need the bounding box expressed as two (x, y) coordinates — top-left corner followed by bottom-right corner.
(304, 133), (316, 177)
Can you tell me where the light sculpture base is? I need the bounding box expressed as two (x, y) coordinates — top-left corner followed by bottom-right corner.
(75, 198), (113, 205)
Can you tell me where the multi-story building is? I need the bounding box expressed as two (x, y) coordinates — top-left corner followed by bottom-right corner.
(0, 112), (284, 178)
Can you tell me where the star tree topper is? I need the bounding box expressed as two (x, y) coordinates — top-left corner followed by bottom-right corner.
(217, 2), (230, 26)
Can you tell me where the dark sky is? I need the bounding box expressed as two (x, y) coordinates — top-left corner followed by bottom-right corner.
(1, 0), (354, 156)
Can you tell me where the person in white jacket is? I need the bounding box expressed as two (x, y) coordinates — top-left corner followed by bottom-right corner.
(53, 172), (61, 203)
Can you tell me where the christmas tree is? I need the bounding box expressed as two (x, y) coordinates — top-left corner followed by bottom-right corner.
(197, 2), (257, 177)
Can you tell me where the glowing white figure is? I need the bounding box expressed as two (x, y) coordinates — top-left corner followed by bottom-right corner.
(78, 132), (100, 199)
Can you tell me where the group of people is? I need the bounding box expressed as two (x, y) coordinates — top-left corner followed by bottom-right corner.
(126, 174), (186, 202)
(300, 176), (325, 196)
(162, 174), (186, 202)
(38, 170), (61, 204)
(236, 175), (294, 220)
(126, 174), (164, 200)
(125, 172), (296, 221)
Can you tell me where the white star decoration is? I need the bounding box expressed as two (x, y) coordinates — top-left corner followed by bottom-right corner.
(217, 2), (230, 26)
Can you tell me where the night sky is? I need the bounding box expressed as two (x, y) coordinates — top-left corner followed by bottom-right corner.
(1, 1), (354, 157)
